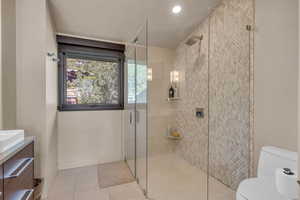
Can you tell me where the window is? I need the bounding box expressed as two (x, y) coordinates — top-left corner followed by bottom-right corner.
(127, 62), (147, 104)
(57, 36), (125, 111)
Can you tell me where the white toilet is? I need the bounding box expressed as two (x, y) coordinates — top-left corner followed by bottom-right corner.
(236, 146), (298, 200)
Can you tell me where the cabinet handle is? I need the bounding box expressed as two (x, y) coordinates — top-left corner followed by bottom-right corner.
(23, 189), (34, 200)
(5, 158), (33, 179)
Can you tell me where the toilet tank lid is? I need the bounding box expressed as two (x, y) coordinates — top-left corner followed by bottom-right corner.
(262, 146), (297, 161)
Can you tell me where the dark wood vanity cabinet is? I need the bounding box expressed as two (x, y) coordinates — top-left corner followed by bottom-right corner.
(0, 142), (34, 200)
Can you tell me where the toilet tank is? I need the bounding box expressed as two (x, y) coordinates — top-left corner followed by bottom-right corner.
(257, 146), (297, 179)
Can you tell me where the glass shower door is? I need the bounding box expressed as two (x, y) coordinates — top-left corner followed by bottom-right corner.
(124, 22), (148, 195)
(125, 44), (136, 176)
(135, 22), (148, 194)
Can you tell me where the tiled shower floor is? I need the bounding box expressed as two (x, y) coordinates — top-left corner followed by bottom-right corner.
(148, 154), (235, 200)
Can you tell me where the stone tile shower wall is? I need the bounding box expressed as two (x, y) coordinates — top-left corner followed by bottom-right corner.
(173, 21), (210, 173)
(173, 0), (254, 190)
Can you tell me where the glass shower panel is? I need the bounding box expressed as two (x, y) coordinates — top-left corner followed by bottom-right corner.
(135, 22), (148, 194)
(147, 26), (209, 200)
(208, 1), (254, 199)
(124, 44), (136, 176)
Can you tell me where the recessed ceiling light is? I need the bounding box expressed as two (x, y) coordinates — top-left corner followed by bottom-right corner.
(172, 5), (182, 14)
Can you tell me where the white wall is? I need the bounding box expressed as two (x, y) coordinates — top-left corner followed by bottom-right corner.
(58, 111), (123, 169)
(255, 0), (298, 168)
(43, 2), (58, 197)
(16, 0), (46, 177)
(16, 0), (58, 198)
(298, 0), (300, 181)
(2, 0), (16, 129)
(0, 0), (3, 129)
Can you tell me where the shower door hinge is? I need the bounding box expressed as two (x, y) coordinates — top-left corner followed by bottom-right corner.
(246, 25), (252, 31)
(246, 25), (258, 32)
(142, 189), (147, 196)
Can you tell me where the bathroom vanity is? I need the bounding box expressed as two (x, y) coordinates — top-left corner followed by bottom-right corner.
(0, 136), (34, 200)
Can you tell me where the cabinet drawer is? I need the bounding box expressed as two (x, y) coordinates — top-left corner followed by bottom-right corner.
(4, 143), (33, 175)
(3, 143), (34, 200)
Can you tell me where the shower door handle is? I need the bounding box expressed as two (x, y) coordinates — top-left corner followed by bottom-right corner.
(129, 112), (132, 124)
(129, 111), (139, 124)
(136, 110), (139, 123)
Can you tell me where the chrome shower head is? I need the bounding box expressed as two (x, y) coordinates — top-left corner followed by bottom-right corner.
(185, 35), (203, 46)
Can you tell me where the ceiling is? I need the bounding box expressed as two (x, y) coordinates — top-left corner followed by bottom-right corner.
(49, 0), (220, 49)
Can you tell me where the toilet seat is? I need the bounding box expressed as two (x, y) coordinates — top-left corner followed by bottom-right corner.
(236, 177), (290, 200)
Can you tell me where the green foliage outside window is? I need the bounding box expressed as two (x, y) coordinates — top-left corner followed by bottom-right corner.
(127, 63), (147, 104)
(66, 58), (120, 105)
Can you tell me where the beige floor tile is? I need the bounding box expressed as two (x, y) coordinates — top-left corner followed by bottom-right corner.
(48, 165), (146, 200)
(98, 161), (135, 188)
(48, 188), (74, 200)
(48, 157), (235, 200)
(48, 169), (76, 200)
(108, 182), (146, 200)
(74, 187), (109, 200)
(54, 171), (77, 190)
(75, 166), (99, 191)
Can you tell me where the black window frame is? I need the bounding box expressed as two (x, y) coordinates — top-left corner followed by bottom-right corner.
(57, 36), (125, 111)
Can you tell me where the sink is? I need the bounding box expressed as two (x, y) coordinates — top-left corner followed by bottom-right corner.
(0, 130), (25, 153)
